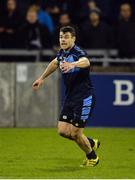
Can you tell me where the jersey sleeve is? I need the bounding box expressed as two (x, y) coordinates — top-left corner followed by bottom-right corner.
(77, 49), (89, 60)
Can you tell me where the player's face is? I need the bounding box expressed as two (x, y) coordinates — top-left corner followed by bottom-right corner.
(59, 32), (75, 50)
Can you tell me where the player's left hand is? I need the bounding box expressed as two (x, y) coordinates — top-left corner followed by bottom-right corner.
(60, 61), (75, 73)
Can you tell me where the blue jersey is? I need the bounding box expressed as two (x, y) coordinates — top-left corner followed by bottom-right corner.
(56, 45), (94, 100)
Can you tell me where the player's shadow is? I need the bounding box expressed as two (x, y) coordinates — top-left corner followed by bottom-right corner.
(37, 166), (84, 173)
(38, 157), (85, 173)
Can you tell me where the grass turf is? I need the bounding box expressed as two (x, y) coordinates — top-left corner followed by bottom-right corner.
(0, 128), (135, 179)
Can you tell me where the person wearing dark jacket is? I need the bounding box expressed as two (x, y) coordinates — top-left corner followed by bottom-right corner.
(2, 0), (22, 49)
(80, 8), (114, 49)
(0, 10), (5, 48)
(19, 6), (52, 49)
(116, 3), (135, 58)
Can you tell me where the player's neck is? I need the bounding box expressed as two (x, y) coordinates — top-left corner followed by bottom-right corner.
(64, 43), (75, 52)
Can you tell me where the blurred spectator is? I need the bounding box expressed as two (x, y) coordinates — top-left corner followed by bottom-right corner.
(45, 0), (81, 25)
(30, 3), (54, 34)
(53, 12), (72, 47)
(88, 0), (97, 10)
(0, 9), (4, 48)
(19, 6), (52, 49)
(58, 0), (81, 24)
(43, 0), (61, 26)
(80, 8), (114, 49)
(120, 3), (132, 21)
(2, 0), (22, 49)
(80, 0), (98, 23)
(116, 3), (135, 58)
(38, 8), (54, 33)
(95, 0), (112, 22)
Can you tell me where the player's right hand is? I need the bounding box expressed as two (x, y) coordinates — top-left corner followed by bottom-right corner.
(32, 78), (44, 91)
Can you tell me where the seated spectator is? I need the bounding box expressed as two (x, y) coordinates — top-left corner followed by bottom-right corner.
(53, 12), (72, 47)
(2, 0), (22, 49)
(116, 3), (135, 58)
(80, 8), (114, 49)
(19, 6), (52, 49)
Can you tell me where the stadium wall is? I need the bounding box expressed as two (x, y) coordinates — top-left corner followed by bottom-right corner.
(0, 63), (15, 127)
(0, 63), (59, 128)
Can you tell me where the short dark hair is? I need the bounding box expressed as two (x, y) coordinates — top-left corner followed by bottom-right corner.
(60, 26), (76, 37)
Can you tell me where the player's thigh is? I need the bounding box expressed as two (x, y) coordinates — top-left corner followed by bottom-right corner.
(58, 101), (73, 135)
(58, 121), (71, 135)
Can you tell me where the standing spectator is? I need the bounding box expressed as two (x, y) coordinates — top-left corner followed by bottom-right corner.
(19, 6), (52, 49)
(43, 0), (61, 26)
(79, 0), (98, 23)
(116, 3), (135, 58)
(26, 4), (54, 34)
(2, 0), (22, 49)
(38, 8), (54, 34)
(45, 0), (81, 25)
(88, 0), (97, 10)
(80, 8), (114, 49)
(0, 8), (5, 48)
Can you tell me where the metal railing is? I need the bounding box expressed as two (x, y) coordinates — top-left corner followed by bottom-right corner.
(0, 49), (135, 64)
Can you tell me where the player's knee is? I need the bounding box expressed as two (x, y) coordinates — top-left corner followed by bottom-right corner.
(58, 129), (70, 138)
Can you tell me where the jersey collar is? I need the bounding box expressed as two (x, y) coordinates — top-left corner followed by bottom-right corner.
(63, 44), (76, 55)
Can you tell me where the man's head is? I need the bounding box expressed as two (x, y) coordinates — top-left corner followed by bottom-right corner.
(88, 0), (97, 10)
(7, 0), (16, 12)
(120, 3), (132, 21)
(89, 8), (101, 25)
(59, 13), (71, 26)
(59, 26), (76, 50)
(26, 6), (38, 24)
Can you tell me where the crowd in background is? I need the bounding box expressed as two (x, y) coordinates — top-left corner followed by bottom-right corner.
(0, 0), (135, 58)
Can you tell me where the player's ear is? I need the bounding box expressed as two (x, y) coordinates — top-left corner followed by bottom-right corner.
(73, 36), (76, 42)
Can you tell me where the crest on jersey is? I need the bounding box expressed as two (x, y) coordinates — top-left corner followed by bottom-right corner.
(63, 115), (67, 119)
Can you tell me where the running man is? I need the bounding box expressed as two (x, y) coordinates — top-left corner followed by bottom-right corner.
(32, 26), (100, 167)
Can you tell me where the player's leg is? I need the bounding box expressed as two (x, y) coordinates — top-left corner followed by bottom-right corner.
(87, 137), (100, 151)
(58, 119), (95, 153)
(70, 124), (99, 166)
(58, 100), (74, 140)
(70, 125), (92, 154)
(70, 94), (99, 166)
(58, 121), (72, 139)
(81, 94), (100, 151)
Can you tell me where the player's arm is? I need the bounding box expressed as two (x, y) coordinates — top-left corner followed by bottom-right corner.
(60, 57), (90, 73)
(39, 58), (59, 80)
(32, 58), (58, 90)
(71, 57), (90, 68)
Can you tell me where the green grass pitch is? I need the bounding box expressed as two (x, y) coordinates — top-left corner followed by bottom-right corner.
(0, 128), (135, 178)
